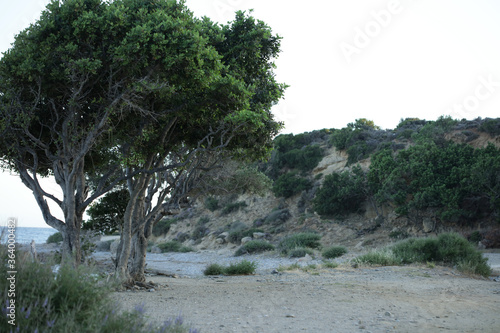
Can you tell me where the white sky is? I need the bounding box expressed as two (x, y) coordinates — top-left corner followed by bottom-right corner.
(1, 0), (500, 227)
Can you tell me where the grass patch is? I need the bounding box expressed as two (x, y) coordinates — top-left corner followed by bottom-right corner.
(278, 232), (321, 255)
(355, 233), (492, 277)
(288, 247), (314, 258)
(156, 241), (194, 253)
(203, 260), (257, 276)
(234, 240), (275, 256)
(322, 261), (339, 269)
(322, 246), (347, 259)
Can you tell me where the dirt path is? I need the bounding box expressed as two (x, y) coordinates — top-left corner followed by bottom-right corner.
(111, 262), (500, 333)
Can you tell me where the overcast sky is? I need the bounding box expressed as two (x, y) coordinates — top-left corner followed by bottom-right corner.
(1, 0), (500, 228)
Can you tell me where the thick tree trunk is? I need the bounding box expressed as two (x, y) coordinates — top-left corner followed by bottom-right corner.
(130, 225), (147, 282)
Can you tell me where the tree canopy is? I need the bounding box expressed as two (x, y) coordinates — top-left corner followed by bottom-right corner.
(0, 0), (286, 267)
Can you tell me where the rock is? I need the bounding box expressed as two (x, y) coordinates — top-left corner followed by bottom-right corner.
(422, 217), (435, 233)
(253, 232), (266, 239)
(241, 237), (253, 244)
(215, 238), (225, 245)
(271, 269), (280, 274)
(110, 239), (120, 255)
(218, 232), (229, 240)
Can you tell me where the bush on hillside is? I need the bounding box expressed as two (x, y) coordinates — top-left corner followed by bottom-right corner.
(272, 171), (312, 198)
(313, 166), (366, 217)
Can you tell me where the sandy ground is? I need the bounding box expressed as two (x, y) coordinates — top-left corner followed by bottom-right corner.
(109, 252), (500, 333)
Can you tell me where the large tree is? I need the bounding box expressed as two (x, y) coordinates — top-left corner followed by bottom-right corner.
(111, 8), (287, 282)
(0, 0), (285, 270)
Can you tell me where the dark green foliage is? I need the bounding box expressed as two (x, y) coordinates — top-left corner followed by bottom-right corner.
(272, 171), (312, 198)
(278, 145), (324, 172)
(322, 246), (348, 259)
(224, 260), (257, 275)
(313, 166), (366, 217)
(278, 232), (321, 255)
(46, 232), (63, 244)
(152, 218), (177, 237)
(479, 118), (500, 136)
(330, 119), (388, 164)
(263, 130), (329, 180)
(83, 189), (129, 234)
(156, 241), (193, 253)
(390, 233), (491, 276)
(204, 197), (220, 211)
(468, 231), (482, 244)
(204, 260), (257, 275)
(203, 263), (226, 276)
(356, 233), (491, 277)
(368, 141), (500, 222)
(234, 240), (275, 256)
(221, 201), (247, 215)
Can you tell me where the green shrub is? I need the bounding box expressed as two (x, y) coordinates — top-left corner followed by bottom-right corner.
(322, 261), (339, 269)
(0, 245), (193, 333)
(157, 241), (193, 253)
(272, 171), (312, 198)
(224, 260), (257, 275)
(278, 145), (324, 172)
(203, 263), (226, 276)
(313, 166), (366, 217)
(278, 232), (321, 255)
(221, 201), (247, 215)
(204, 197), (220, 211)
(235, 240), (275, 256)
(204, 260), (257, 276)
(354, 248), (399, 266)
(322, 246), (347, 259)
(152, 218), (177, 237)
(46, 232), (63, 244)
(288, 247), (314, 258)
(356, 233), (491, 277)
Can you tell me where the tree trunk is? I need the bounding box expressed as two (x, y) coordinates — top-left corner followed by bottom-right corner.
(130, 225), (147, 282)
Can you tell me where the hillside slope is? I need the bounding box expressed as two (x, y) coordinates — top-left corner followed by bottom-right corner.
(155, 117), (500, 252)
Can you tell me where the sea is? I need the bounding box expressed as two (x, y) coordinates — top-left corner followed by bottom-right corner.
(0, 226), (58, 244)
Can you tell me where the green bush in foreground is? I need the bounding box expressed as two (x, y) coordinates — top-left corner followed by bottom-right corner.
(355, 233), (491, 277)
(278, 233), (321, 255)
(203, 260), (257, 276)
(46, 232), (63, 244)
(234, 240), (275, 256)
(322, 246), (348, 259)
(0, 245), (193, 333)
